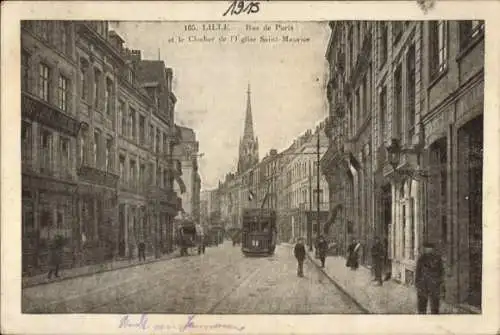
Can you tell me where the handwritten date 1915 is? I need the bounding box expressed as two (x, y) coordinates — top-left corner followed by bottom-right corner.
(223, 1), (260, 16)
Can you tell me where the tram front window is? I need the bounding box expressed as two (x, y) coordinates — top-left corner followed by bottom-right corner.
(262, 222), (269, 233)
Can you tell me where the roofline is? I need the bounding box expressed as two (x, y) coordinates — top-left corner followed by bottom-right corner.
(325, 21), (336, 61)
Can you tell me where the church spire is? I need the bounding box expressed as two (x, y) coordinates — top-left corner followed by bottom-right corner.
(237, 83), (259, 174)
(243, 83), (254, 140)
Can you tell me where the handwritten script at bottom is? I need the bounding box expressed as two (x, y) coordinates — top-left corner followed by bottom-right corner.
(118, 314), (246, 332)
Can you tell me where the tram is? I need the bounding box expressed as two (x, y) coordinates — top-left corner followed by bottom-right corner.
(241, 208), (277, 256)
(177, 221), (202, 256)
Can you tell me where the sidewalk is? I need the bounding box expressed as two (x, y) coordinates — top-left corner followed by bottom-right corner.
(305, 250), (475, 314)
(22, 251), (180, 289)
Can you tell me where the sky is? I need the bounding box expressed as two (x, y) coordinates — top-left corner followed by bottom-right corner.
(111, 21), (330, 190)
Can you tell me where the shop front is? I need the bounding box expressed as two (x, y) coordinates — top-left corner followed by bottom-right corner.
(22, 174), (77, 276)
(77, 167), (119, 266)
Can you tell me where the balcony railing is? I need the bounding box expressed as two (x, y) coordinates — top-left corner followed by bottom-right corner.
(22, 93), (80, 137)
(78, 165), (119, 189)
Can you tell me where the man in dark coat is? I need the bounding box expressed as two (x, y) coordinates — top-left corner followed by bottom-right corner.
(316, 236), (328, 268)
(371, 237), (385, 285)
(415, 242), (444, 314)
(294, 237), (306, 277)
(346, 238), (361, 270)
(138, 240), (146, 261)
(48, 235), (64, 279)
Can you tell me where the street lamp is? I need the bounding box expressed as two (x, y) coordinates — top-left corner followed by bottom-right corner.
(386, 138), (402, 171)
(385, 137), (428, 181)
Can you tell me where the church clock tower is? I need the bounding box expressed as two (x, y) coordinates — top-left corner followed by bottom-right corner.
(237, 84), (259, 174)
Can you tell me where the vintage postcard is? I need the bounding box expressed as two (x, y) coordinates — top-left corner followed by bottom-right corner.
(1, 0), (499, 334)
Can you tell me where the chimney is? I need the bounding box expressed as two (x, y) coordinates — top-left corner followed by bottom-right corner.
(108, 31), (125, 51)
(130, 50), (142, 62)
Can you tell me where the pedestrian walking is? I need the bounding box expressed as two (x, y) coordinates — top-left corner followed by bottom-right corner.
(198, 235), (206, 255)
(317, 235), (328, 268)
(346, 238), (361, 270)
(415, 242), (444, 314)
(48, 235), (64, 279)
(294, 237), (306, 277)
(371, 236), (384, 285)
(138, 240), (146, 261)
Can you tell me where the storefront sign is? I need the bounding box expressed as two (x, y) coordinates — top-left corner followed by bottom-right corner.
(78, 165), (119, 189)
(425, 108), (450, 144)
(456, 80), (484, 126)
(22, 93), (80, 136)
(23, 174), (77, 194)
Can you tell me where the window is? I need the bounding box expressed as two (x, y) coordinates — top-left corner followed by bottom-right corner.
(40, 129), (52, 174)
(155, 129), (160, 153)
(140, 164), (146, 191)
(429, 21), (447, 79)
(22, 121), (32, 167)
(39, 21), (50, 42)
(129, 108), (137, 140)
(79, 128), (88, 165)
(356, 87), (361, 124)
(139, 115), (146, 145)
(407, 45), (416, 142)
(163, 133), (168, 154)
(60, 137), (70, 178)
(105, 78), (113, 116)
(459, 20), (484, 49)
(137, 163), (142, 191)
(379, 86), (387, 142)
(21, 50), (30, 92)
(394, 65), (403, 139)
(130, 160), (137, 189)
(149, 162), (154, 185)
(38, 63), (50, 102)
(357, 23), (362, 54)
(57, 75), (69, 112)
(80, 59), (89, 100)
(119, 155), (125, 184)
(163, 169), (168, 188)
(94, 69), (101, 109)
(58, 22), (70, 55)
(362, 78), (368, 118)
(94, 129), (101, 168)
(150, 125), (155, 149)
(119, 101), (126, 136)
(348, 27), (354, 70)
(380, 23), (388, 67)
(105, 137), (113, 171)
(393, 21), (403, 44)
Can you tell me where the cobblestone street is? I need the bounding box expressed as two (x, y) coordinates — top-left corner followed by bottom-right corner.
(23, 242), (364, 314)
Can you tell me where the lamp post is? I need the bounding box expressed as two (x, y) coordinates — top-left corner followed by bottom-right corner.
(385, 138), (428, 181)
(386, 138), (402, 171)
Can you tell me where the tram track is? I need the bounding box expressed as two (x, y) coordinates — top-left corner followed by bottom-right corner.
(25, 254), (213, 313)
(84, 260), (236, 313)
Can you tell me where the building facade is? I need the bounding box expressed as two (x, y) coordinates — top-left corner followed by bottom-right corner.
(173, 126), (201, 225)
(21, 21), (81, 275)
(322, 20), (484, 310)
(22, 21), (183, 275)
(279, 125), (329, 244)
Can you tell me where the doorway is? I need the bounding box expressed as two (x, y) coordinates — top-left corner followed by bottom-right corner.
(462, 116), (483, 308)
(118, 204), (126, 257)
(381, 184), (392, 279)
